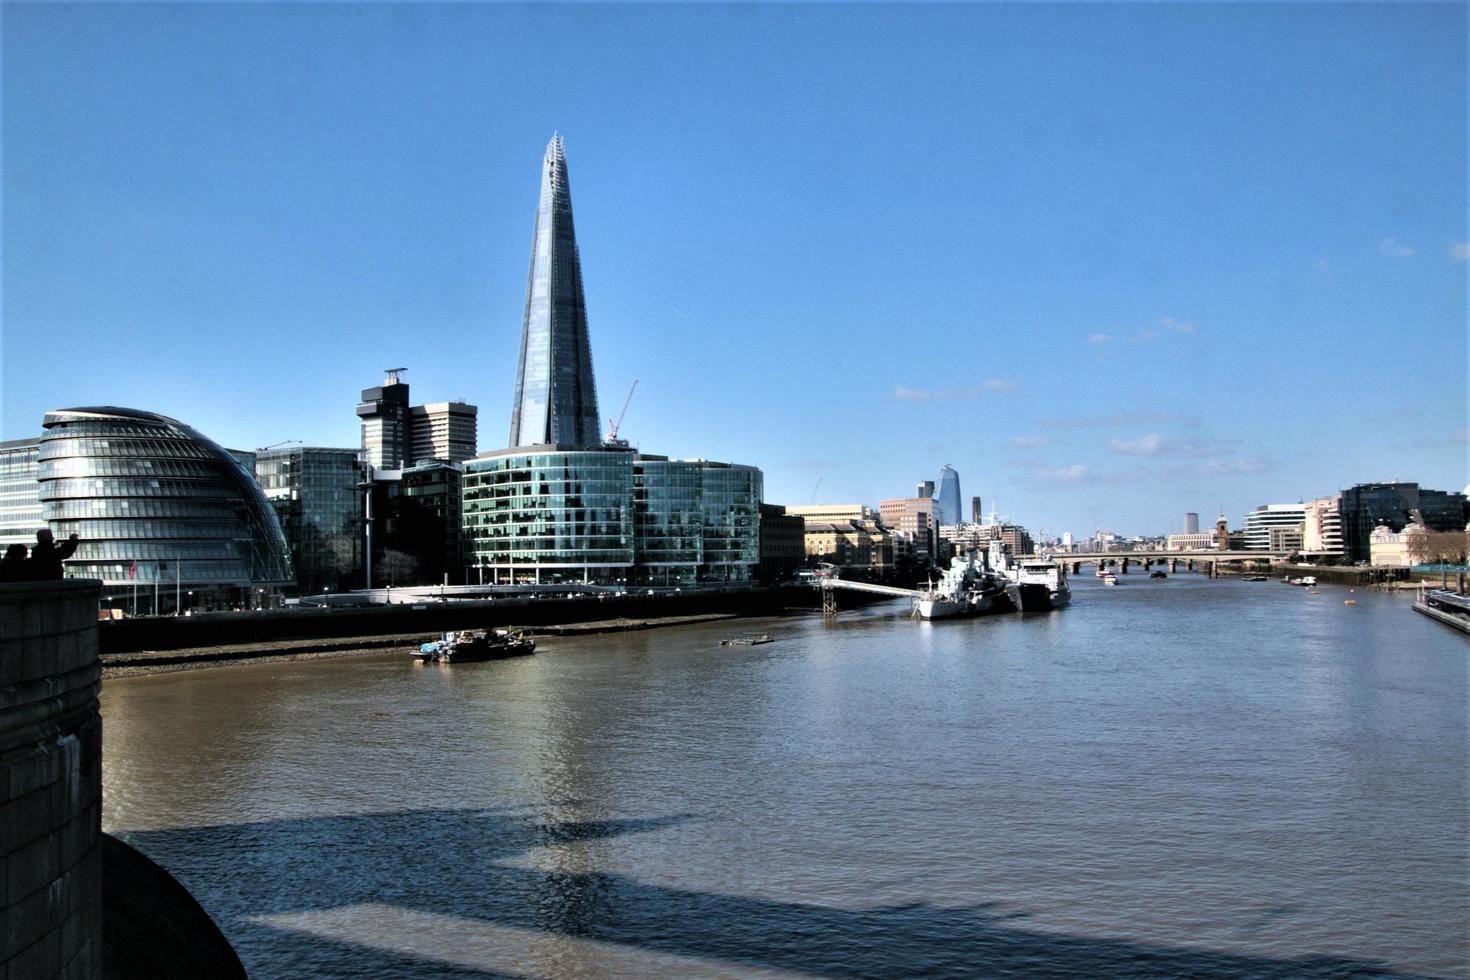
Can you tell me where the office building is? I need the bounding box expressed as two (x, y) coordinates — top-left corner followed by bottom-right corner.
(256, 446), (363, 593)
(758, 504), (805, 584)
(785, 504), (874, 524)
(971, 496), (983, 525)
(1166, 532), (1218, 551)
(879, 497), (935, 560)
(463, 448), (760, 586)
(359, 370), (479, 469)
(465, 138), (762, 587)
(1241, 504), (1307, 551)
(916, 481), (934, 499)
(1301, 495), (1345, 558)
(509, 135), (602, 449)
(36, 407), (292, 610)
(0, 439), (41, 550)
(357, 368), (412, 470)
(389, 461), (465, 585)
(935, 465), (961, 528)
(1184, 512), (1199, 534)
(408, 402), (477, 463)
(1338, 483), (1468, 563)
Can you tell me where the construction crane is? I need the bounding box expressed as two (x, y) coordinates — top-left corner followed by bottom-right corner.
(605, 380), (639, 445)
(256, 440), (302, 452)
(811, 477), (823, 503)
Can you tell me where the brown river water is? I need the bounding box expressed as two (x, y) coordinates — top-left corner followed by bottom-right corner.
(101, 574), (1468, 978)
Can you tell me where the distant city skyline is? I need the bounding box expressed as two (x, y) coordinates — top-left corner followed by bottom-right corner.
(3, 3), (1464, 534)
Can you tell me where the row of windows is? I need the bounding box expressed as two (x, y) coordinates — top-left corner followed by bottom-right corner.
(40, 437), (213, 462)
(74, 540), (248, 561)
(74, 560), (260, 585)
(39, 457), (226, 480)
(40, 479), (245, 501)
(51, 519), (245, 540)
(44, 498), (250, 520)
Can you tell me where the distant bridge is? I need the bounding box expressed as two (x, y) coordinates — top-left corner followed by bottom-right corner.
(1046, 550), (1287, 576)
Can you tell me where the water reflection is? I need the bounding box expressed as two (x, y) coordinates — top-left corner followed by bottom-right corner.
(102, 576), (1468, 977)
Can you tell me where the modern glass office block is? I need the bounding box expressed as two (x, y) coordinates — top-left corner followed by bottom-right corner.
(633, 459), (704, 586)
(0, 439), (41, 551)
(37, 407), (292, 596)
(463, 448), (633, 584)
(256, 446), (363, 593)
(935, 465), (961, 529)
(699, 463), (762, 583)
(509, 136), (602, 449)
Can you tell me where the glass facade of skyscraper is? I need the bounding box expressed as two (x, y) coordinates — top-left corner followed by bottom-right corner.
(463, 448), (761, 586)
(37, 408), (292, 603)
(633, 459), (704, 586)
(935, 465), (961, 529)
(0, 439), (41, 551)
(256, 446), (363, 593)
(463, 449), (634, 584)
(698, 462), (762, 583)
(509, 136), (602, 449)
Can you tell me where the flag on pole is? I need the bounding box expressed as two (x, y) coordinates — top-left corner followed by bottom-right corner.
(128, 560), (136, 580)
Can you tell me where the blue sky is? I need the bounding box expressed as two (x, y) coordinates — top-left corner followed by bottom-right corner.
(4, 2), (1465, 536)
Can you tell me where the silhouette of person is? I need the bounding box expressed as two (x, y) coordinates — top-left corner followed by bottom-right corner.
(0, 544), (28, 582)
(25, 529), (79, 581)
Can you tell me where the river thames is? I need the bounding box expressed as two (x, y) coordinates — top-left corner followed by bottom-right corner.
(100, 574), (1467, 978)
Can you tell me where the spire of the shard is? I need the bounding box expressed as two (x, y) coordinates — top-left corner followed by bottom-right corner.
(509, 134), (602, 448)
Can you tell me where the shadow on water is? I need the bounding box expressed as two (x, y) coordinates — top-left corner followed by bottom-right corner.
(117, 808), (1415, 979)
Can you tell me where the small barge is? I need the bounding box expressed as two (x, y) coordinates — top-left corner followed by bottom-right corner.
(414, 629), (535, 664)
(720, 633), (774, 647)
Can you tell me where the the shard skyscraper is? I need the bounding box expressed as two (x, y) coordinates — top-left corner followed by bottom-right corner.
(509, 134), (603, 448)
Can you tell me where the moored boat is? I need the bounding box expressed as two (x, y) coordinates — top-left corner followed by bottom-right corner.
(1010, 557), (1072, 611)
(720, 633), (774, 647)
(414, 629), (536, 664)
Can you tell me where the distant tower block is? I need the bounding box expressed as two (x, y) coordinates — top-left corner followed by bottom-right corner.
(917, 481), (934, 499)
(1185, 512), (1200, 534)
(971, 496), (983, 524)
(935, 465), (961, 528)
(509, 134), (603, 448)
(357, 368), (411, 470)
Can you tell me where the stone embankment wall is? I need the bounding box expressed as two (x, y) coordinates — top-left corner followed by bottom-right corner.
(0, 580), (103, 979)
(100, 584), (830, 653)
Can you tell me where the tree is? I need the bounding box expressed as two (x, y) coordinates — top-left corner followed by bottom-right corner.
(377, 548), (422, 587)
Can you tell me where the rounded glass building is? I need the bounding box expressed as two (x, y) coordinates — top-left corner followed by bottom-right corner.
(38, 407), (292, 607)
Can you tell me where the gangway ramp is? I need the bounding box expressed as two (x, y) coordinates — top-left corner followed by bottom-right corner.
(817, 579), (919, 598)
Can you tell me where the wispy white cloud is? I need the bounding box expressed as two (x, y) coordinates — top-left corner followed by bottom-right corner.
(1313, 257), (1330, 273)
(1452, 426), (1469, 443)
(1087, 333), (1113, 345)
(1041, 412), (1200, 429)
(894, 379), (1021, 401)
(1106, 433), (1225, 457)
(1192, 457), (1270, 476)
(1449, 243), (1469, 262)
(1010, 435), (1050, 449)
(1039, 464), (1090, 484)
(1380, 236), (1414, 258)
(1130, 329), (1164, 343)
(670, 306), (689, 321)
(1156, 317), (1195, 334)
(1107, 433), (1166, 455)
